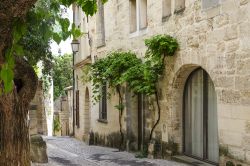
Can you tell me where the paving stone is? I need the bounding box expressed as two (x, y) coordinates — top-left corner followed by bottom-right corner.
(32, 136), (187, 166)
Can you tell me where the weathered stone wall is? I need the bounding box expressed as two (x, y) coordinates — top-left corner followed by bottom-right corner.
(59, 96), (70, 136)
(65, 87), (74, 136)
(53, 95), (71, 136)
(74, 0), (250, 164)
(29, 80), (47, 136)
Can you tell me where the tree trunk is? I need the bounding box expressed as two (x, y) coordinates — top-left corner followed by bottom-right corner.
(0, 1), (39, 165)
(0, 57), (38, 166)
(149, 90), (161, 142)
(116, 86), (124, 151)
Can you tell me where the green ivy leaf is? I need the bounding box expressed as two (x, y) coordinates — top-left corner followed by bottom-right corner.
(53, 33), (62, 44)
(13, 44), (24, 56)
(78, 0), (98, 16)
(59, 18), (70, 32)
(71, 23), (82, 39)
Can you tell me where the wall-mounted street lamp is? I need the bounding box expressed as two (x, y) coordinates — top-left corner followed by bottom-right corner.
(71, 39), (80, 53)
(71, 39), (80, 136)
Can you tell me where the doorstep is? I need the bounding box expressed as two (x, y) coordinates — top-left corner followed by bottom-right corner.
(172, 155), (215, 166)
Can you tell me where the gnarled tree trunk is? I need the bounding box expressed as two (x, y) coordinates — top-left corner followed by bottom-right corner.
(0, 1), (37, 165)
(0, 57), (38, 166)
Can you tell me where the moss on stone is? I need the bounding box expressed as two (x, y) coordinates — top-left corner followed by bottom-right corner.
(219, 145), (229, 156)
(226, 161), (235, 166)
(89, 131), (127, 150)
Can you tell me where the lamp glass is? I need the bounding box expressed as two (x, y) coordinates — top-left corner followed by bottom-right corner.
(71, 40), (80, 53)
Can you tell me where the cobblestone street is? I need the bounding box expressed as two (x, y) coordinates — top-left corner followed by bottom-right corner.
(32, 136), (187, 166)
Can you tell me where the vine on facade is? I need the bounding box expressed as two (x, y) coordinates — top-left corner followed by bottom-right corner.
(89, 34), (179, 150)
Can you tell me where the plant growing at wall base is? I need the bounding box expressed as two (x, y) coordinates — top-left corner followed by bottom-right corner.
(89, 35), (178, 151)
(53, 116), (61, 135)
(90, 51), (142, 150)
(143, 34), (178, 143)
(123, 35), (178, 143)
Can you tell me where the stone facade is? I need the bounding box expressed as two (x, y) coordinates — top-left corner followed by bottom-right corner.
(29, 80), (47, 136)
(72, 0), (250, 165)
(53, 88), (73, 136)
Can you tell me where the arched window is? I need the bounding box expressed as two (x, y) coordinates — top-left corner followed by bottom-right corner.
(184, 68), (219, 164)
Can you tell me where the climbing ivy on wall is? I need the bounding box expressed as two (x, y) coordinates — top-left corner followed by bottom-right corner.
(89, 34), (179, 150)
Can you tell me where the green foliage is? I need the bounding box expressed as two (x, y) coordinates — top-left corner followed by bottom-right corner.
(59, 0), (108, 16)
(1, 0), (108, 94)
(135, 144), (148, 158)
(145, 34), (179, 58)
(52, 54), (73, 100)
(0, 20), (27, 93)
(114, 104), (125, 111)
(81, 64), (91, 84)
(90, 35), (179, 100)
(53, 116), (61, 133)
(129, 35), (179, 95)
(90, 51), (142, 102)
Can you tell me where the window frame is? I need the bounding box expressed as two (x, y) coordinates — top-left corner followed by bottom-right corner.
(162, 0), (172, 21)
(98, 83), (107, 122)
(182, 68), (218, 165)
(129, 0), (148, 35)
(96, 0), (105, 48)
(76, 90), (80, 128)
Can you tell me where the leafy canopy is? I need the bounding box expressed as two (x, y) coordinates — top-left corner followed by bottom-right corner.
(52, 54), (73, 100)
(1, 0), (108, 93)
(89, 34), (179, 101)
(90, 51), (142, 102)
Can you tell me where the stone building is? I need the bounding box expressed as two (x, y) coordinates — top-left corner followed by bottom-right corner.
(72, 0), (250, 165)
(29, 80), (47, 136)
(53, 87), (73, 136)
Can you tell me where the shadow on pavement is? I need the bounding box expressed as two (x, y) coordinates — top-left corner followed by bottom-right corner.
(89, 154), (156, 166)
(50, 157), (80, 166)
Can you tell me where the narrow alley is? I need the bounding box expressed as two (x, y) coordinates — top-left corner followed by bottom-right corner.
(32, 137), (187, 166)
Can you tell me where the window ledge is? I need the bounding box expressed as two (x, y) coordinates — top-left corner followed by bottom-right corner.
(171, 155), (216, 166)
(97, 43), (106, 49)
(97, 119), (108, 124)
(174, 7), (185, 15)
(162, 14), (171, 22)
(129, 28), (148, 38)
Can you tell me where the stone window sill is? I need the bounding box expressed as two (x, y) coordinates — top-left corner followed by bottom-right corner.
(97, 119), (108, 124)
(162, 15), (171, 22)
(129, 28), (148, 38)
(174, 7), (185, 15)
(97, 43), (106, 49)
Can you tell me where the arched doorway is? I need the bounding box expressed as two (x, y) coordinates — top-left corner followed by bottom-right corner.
(84, 88), (90, 136)
(183, 68), (219, 164)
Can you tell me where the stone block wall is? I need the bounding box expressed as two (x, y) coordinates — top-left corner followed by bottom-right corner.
(29, 80), (47, 135)
(73, 0), (250, 164)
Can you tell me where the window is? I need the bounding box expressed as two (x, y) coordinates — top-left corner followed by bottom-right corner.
(184, 68), (219, 164)
(139, 0), (147, 29)
(96, 0), (105, 47)
(202, 0), (219, 10)
(99, 84), (107, 121)
(130, 0), (137, 33)
(162, 0), (171, 18)
(175, 0), (185, 12)
(129, 0), (147, 33)
(76, 90), (80, 128)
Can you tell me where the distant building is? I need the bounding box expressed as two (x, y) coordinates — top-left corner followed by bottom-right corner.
(72, 1), (250, 166)
(53, 86), (73, 136)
